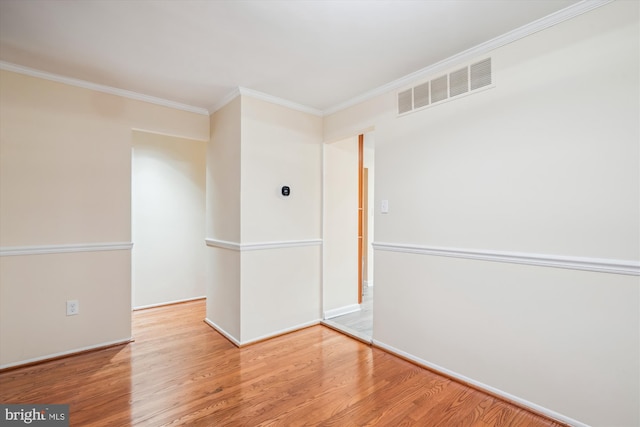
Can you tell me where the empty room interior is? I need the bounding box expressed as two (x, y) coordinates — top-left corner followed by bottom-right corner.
(0, 1), (638, 426)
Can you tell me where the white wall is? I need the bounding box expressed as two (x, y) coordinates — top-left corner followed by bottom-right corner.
(240, 96), (322, 343)
(241, 246), (321, 341)
(0, 69), (209, 368)
(206, 97), (242, 341)
(323, 136), (359, 315)
(375, 251), (638, 426)
(132, 131), (206, 308)
(241, 96), (322, 243)
(205, 95), (323, 344)
(325, 2), (639, 426)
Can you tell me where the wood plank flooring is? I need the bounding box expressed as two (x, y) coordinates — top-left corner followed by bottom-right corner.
(0, 300), (566, 426)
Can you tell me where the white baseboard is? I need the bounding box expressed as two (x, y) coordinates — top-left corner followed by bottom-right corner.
(323, 304), (361, 320)
(204, 318), (241, 347)
(322, 320), (372, 345)
(204, 318), (321, 347)
(240, 319), (321, 346)
(133, 296), (205, 311)
(0, 337), (132, 370)
(372, 340), (589, 427)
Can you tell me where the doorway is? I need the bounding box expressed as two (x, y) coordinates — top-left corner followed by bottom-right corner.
(131, 130), (207, 310)
(322, 132), (374, 342)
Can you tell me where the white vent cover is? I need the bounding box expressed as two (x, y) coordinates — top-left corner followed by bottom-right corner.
(430, 75), (448, 104)
(470, 58), (492, 90)
(397, 89), (413, 114)
(397, 58), (492, 115)
(413, 82), (430, 109)
(449, 67), (469, 97)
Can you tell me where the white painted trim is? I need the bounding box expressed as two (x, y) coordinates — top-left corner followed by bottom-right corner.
(323, 304), (361, 320)
(0, 1), (611, 120)
(364, 280), (374, 287)
(133, 296), (205, 311)
(240, 319), (321, 346)
(238, 87), (323, 117)
(204, 238), (241, 251)
(0, 61), (209, 116)
(131, 127), (209, 143)
(322, 320), (372, 345)
(0, 242), (134, 257)
(373, 242), (640, 276)
(205, 238), (322, 251)
(204, 318), (241, 347)
(205, 318), (321, 347)
(0, 338), (132, 370)
(209, 87), (241, 114)
(241, 239), (323, 251)
(372, 340), (589, 427)
(210, 86), (323, 116)
(323, 0), (614, 116)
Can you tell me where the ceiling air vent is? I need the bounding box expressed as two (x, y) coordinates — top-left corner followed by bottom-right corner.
(449, 67), (469, 97)
(397, 89), (413, 114)
(397, 57), (492, 116)
(470, 58), (492, 90)
(430, 75), (448, 103)
(413, 82), (430, 109)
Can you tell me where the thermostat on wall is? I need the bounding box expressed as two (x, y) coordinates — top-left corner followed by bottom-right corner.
(281, 186), (290, 196)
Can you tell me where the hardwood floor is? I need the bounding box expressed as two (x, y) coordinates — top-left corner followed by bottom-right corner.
(0, 300), (566, 426)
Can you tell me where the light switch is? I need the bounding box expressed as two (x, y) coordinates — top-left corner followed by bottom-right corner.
(381, 199), (389, 214)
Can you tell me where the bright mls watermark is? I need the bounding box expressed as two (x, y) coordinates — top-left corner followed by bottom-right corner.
(0, 405), (68, 426)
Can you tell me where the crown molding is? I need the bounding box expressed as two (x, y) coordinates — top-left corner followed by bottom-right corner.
(0, 61), (209, 116)
(0, 0), (612, 119)
(209, 86), (324, 117)
(209, 87), (241, 114)
(322, 0), (614, 116)
(238, 87), (323, 117)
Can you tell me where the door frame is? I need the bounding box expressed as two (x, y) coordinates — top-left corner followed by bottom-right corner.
(358, 134), (364, 304)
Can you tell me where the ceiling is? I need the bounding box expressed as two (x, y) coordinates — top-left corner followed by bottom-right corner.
(0, 0), (581, 114)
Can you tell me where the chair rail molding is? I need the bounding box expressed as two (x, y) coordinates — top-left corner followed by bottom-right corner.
(372, 242), (640, 276)
(0, 242), (134, 257)
(205, 238), (322, 251)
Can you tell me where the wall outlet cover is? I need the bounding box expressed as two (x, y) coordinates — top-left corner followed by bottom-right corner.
(66, 300), (79, 316)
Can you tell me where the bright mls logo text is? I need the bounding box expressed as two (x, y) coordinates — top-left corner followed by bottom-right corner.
(1, 404), (69, 426)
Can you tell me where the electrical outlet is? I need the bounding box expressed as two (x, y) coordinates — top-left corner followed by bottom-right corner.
(66, 300), (79, 316)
